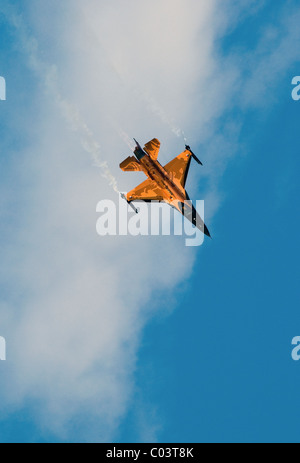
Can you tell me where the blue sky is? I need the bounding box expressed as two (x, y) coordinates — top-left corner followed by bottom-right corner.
(0, 0), (300, 443)
(121, 97), (300, 444)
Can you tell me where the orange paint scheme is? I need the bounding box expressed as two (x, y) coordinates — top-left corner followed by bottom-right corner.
(120, 139), (211, 237)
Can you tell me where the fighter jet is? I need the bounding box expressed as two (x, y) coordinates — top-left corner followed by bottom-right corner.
(120, 138), (211, 237)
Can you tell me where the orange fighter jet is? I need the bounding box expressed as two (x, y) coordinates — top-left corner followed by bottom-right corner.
(120, 138), (211, 237)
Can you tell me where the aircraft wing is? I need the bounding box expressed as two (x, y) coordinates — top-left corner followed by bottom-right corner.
(126, 179), (165, 203)
(144, 138), (161, 161)
(163, 149), (193, 190)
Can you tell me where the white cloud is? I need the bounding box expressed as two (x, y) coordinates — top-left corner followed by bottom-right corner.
(0, 0), (218, 442)
(0, 0), (299, 442)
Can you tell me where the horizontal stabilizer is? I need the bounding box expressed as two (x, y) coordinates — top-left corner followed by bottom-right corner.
(120, 156), (142, 172)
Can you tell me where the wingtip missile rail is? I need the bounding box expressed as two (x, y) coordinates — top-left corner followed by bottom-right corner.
(185, 145), (203, 166)
(120, 193), (139, 214)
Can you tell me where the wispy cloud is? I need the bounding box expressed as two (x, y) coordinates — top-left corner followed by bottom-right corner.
(0, 0), (299, 442)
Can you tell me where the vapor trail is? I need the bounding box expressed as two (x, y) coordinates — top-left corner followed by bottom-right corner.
(137, 91), (189, 144)
(2, 5), (119, 194)
(87, 32), (186, 145)
(108, 117), (136, 152)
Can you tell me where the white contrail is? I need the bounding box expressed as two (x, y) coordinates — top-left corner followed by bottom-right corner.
(47, 73), (120, 193)
(89, 37), (186, 145)
(2, 5), (119, 194)
(133, 89), (187, 142)
(45, 69), (120, 193)
(108, 117), (136, 152)
(50, 81), (120, 193)
(2, 3), (186, 192)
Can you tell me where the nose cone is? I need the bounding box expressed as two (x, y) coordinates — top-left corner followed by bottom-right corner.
(204, 224), (211, 238)
(183, 202), (212, 238)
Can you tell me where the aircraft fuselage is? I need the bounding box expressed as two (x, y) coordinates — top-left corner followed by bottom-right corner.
(134, 146), (186, 202)
(120, 138), (211, 237)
